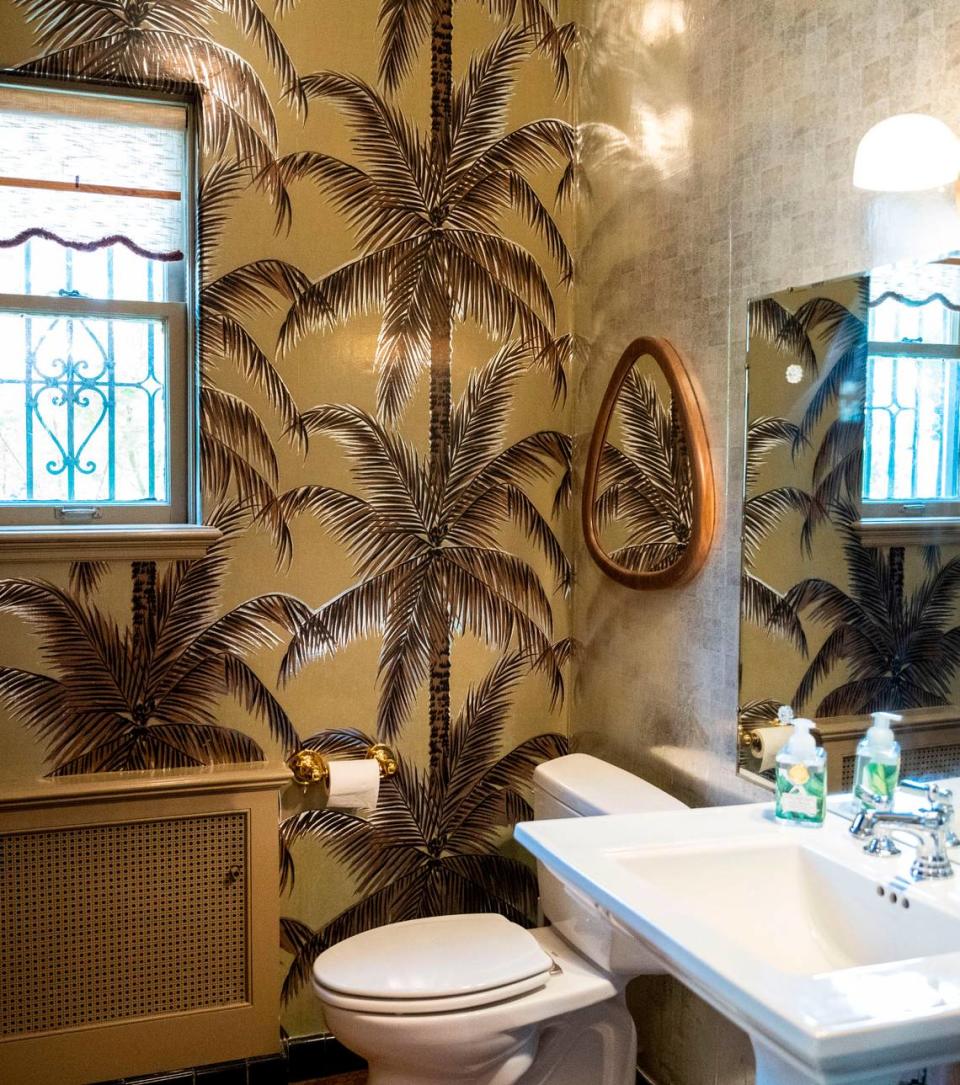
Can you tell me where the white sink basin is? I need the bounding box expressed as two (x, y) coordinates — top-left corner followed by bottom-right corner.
(516, 796), (960, 1085)
(614, 839), (960, 973)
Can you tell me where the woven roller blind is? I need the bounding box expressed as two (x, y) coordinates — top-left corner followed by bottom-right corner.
(0, 84), (187, 258)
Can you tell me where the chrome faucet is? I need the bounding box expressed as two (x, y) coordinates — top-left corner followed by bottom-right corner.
(850, 779), (956, 880)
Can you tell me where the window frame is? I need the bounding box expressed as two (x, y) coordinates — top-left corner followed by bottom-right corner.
(0, 294), (189, 525)
(0, 76), (203, 551)
(859, 338), (960, 524)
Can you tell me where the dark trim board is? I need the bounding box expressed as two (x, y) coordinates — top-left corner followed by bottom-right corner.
(91, 1034), (365, 1085)
(287, 1034), (366, 1081)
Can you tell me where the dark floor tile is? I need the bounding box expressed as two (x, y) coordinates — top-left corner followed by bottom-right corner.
(285, 1035), (327, 1082)
(286, 1034), (366, 1080)
(246, 1054), (289, 1085)
(195, 1061), (246, 1085)
(322, 1040), (365, 1076)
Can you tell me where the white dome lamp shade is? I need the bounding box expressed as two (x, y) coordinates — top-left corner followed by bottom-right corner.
(853, 113), (960, 192)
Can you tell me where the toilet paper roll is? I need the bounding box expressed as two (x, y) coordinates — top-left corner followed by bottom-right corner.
(327, 758), (381, 811)
(750, 725), (794, 772)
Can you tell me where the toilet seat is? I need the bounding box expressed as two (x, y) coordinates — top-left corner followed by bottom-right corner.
(312, 913), (555, 1016)
(314, 969), (552, 1014)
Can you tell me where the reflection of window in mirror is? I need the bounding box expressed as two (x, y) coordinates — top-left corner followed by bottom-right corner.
(860, 261), (960, 539)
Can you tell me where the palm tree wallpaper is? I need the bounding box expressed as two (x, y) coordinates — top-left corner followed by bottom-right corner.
(0, 508), (307, 774)
(740, 415), (811, 654)
(0, 0), (575, 1035)
(741, 273), (960, 729)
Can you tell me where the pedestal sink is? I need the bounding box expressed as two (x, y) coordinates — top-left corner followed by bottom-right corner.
(515, 796), (960, 1085)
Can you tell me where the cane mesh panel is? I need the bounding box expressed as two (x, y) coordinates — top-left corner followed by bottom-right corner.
(0, 812), (248, 1037)
(842, 744), (960, 790)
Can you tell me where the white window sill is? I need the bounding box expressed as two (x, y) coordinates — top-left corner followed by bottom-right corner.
(0, 524), (223, 563)
(854, 517), (960, 547)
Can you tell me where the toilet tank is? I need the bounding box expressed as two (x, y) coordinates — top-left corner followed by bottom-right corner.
(532, 753), (688, 820)
(531, 754), (688, 976)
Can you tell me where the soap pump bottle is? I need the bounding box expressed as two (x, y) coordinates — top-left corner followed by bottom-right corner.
(852, 711), (902, 809)
(775, 717), (826, 825)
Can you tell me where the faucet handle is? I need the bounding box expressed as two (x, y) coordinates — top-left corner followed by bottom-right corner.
(901, 778), (953, 804)
(849, 808), (902, 854)
(849, 809), (872, 839)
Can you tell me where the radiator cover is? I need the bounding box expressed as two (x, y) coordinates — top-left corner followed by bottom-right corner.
(2, 813), (248, 1037)
(0, 763), (288, 1085)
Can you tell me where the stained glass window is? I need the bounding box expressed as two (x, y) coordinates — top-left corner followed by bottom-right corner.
(0, 81), (192, 526)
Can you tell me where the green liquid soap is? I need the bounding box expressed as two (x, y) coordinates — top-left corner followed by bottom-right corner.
(774, 715), (827, 825)
(852, 711), (901, 810)
(853, 756), (899, 808)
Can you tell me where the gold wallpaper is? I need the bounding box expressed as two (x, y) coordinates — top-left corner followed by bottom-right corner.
(0, 0), (575, 1035)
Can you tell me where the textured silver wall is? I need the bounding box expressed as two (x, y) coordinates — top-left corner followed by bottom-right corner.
(574, 3), (960, 1080)
(572, 0), (960, 809)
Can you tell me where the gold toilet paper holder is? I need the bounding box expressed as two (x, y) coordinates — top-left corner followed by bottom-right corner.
(287, 743), (398, 786)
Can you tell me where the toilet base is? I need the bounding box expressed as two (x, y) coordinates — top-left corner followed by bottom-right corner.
(334, 994), (635, 1085)
(516, 997), (636, 1085)
(340, 1014), (540, 1085)
(365, 1034), (537, 1085)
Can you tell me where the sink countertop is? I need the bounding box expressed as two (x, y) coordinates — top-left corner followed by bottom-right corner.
(515, 788), (960, 1078)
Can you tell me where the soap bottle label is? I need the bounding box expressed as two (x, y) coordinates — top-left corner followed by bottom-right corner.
(780, 787), (818, 817)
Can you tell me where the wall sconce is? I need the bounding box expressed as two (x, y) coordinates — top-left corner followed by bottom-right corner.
(854, 113), (960, 192)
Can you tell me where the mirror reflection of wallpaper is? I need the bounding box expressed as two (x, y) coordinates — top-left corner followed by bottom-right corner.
(741, 263), (960, 725)
(0, 0), (576, 1034)
(595, 359), (693, 573)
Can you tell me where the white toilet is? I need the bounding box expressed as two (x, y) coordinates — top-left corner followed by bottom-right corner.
(311, 754), (688, 1085)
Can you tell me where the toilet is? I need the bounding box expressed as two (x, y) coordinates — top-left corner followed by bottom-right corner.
(311, 754), (688, 1085)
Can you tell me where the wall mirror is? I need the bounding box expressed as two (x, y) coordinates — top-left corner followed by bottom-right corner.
(582, 336), (715, 589)
(738, 255), (960, 790)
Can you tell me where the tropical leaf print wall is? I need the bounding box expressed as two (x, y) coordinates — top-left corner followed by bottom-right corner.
(0, 0), (574, 1028)
(250, 0), (576, 1000)
(741, 279), (960, 721)
(0, 507), (306, 774)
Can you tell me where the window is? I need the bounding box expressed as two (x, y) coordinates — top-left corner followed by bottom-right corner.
(862, 261), (960, 525)
(0, 81), (195, 530)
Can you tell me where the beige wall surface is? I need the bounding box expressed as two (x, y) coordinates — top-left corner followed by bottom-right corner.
(0, 0), (574, 1042)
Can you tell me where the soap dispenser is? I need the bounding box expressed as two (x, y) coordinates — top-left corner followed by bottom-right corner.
(852, 711), (901, 809)
(775, 717), (826, 825)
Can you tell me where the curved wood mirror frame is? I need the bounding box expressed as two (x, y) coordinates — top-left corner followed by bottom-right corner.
(581, 337), (717, 589)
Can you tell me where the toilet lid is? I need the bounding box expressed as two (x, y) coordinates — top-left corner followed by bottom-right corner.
(313, 914), (554, 1006)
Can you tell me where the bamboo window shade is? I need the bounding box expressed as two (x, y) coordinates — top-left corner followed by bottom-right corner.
(0, 84), (187, 260)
